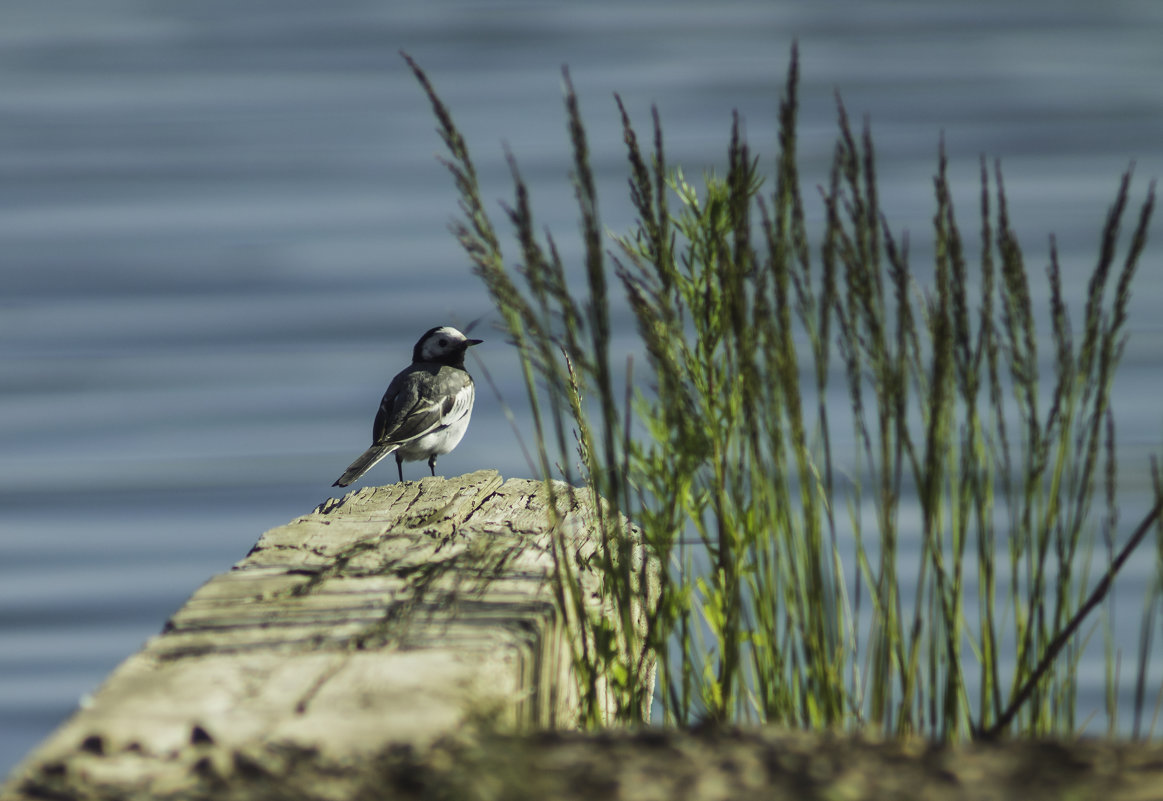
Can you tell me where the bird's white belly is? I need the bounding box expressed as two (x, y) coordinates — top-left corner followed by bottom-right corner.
(396, 409), (473, 461)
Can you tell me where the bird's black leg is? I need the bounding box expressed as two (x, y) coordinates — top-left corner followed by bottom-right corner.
(428, 454), (438, 476)
(395, 452), (404, 483)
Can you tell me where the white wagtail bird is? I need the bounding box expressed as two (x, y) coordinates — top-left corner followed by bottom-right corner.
(332, 325), (483, 487)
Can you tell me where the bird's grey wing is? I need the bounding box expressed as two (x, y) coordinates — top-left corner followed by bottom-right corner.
(442, 374), (475, 425)
(334, 367), (437, 488)
(372, 365), (454, 445)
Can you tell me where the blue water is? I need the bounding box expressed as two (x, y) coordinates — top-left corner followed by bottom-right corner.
(3, 0), (1163, 774)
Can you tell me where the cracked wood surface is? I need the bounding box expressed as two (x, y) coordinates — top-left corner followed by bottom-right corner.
(3, 470), (644, 800)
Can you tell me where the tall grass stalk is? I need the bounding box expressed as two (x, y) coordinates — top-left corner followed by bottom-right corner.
(404, 47), (1161, 740)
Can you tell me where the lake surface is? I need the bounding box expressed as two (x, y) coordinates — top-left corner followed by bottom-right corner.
(3, 0), (1163, 774)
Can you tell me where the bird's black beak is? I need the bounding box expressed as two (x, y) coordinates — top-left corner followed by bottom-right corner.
(465, 339), (484, 348)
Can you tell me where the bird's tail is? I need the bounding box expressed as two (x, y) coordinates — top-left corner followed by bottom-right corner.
(332, 444), (398, 487)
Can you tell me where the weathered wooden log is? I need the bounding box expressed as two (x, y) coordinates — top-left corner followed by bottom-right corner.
(2, 470), (658, 800)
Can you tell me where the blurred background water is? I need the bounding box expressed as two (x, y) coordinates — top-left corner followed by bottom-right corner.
(3, 0), (1163, 774)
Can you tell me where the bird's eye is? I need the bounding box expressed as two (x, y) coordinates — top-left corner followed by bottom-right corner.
(438, 338), (448, 347)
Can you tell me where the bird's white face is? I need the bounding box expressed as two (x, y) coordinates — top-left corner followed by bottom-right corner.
(417, 326), (470, 361)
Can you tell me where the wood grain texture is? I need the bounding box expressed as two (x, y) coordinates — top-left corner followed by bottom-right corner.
(3, 470), (656, 800)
